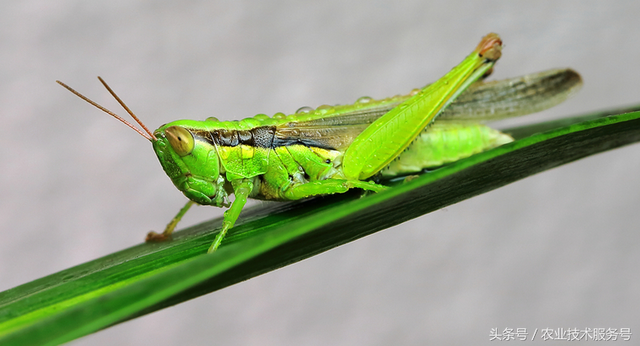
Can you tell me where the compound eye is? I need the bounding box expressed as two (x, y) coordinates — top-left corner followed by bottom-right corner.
(165, 126), (194, 156)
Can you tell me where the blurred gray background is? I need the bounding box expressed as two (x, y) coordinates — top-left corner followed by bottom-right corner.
(2, 1), (639, 345)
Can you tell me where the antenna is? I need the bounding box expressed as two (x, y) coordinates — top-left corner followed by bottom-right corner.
(56, 78), (157, 141)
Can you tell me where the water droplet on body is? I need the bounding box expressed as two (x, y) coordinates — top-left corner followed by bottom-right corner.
(253, 114), (269, 120)
(356, 96), (373, 103)
(296, 106), (314, 114)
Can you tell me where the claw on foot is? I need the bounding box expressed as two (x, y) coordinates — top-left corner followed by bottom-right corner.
(145, 231), (172, 243)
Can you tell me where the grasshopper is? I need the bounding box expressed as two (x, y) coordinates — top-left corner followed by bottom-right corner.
(57, 33), (582, 253)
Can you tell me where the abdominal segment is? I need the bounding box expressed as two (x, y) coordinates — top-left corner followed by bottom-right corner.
(380, 122), (513, 177)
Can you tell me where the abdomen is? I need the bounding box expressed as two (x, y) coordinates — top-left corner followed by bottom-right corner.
(380, 122), (513, 177)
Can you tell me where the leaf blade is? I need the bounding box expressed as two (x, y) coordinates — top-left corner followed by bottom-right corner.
(2, 106), (640, 345)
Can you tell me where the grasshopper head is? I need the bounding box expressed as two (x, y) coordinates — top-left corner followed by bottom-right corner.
(153, 122), (225, 206)
(56, 78), (227, 206)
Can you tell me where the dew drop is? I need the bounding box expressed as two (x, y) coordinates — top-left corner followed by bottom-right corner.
(356, 96), (373, 104)
(409, 88), (421, 96)
(273, 112), (286, 119)
(296, 106), (314, 114)
(315, 104), (334, 115)
(206, 116), (219, 122)
(253, 113), (269, 120)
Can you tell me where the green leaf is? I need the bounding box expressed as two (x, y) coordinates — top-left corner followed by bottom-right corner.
(1, 105), (640, 345)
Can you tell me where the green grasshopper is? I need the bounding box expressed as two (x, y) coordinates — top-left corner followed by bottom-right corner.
(57, 33), (582, 253)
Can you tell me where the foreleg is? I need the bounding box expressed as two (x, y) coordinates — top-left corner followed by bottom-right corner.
(208, 178), (254, 253)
